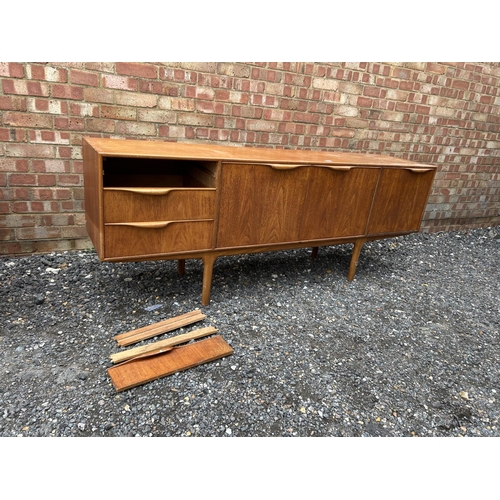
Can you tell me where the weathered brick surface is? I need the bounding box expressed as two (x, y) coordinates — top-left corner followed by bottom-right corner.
(0, 62), (499, 255)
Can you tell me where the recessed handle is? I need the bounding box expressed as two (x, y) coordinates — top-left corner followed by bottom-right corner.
(324, 165), (352, 171)
(267, 164), (304, 170)
(105, 187), (176, 196)
(406, 168), (434, 173)
(105, 187), (216, 195)
(267, 164), (353, 171)
(107, 219), (213, 229)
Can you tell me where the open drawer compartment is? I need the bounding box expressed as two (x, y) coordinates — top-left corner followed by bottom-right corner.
(102, 157), (218, 188)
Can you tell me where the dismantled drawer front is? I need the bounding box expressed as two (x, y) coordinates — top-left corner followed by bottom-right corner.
(103, 187), (216, 223)
(104, 220), (214, 258)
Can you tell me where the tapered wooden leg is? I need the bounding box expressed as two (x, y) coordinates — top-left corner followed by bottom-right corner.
(177, 259), (185, 275)
(348, 239), (366, 281)
(311, 246), (318, 259)
(201, 254), (217, 306)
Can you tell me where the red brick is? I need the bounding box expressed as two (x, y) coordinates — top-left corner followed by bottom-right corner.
(186, 86), (215, 100)
(70, 69), (99, 86)
(115, 91), (157, 107)
(61, 225), (89, 239)
(178, 114), (214, 126)
(115, 121), (157, 136)
(85, 62), (114, 72)
(0, 128), (10, 141)
(29, 65), (67, 82)
(57, 147), (74, 159)
(2, 79), (49, 96)
(57, 174), (81, 186)
(103, 75), (138, 91)
(86, 118), (116, 133)
(452, 79), (469, 91)
(3, 111), (53, 128)
(426, 63), (446, 74)
(0, 95), (26, 111)
(0, 62), (25, 78)
(37, 174), (57, 186)
(357, 96), (373, 107)
(293, 112), (320, 124)
(52, 84), (84, 100)
(196, 101), (226, 114)
(5, 144), (54, 158)
(0, 214), (35, 228)
(83, 87), (115, 103)
(101, 105), (137, 120)
(9, 173), (37, 186)
(116, 62), (158, 79)
(53, 117), (84, 131)
(17, 226), (61, 240)
(416, 105), (431, 114)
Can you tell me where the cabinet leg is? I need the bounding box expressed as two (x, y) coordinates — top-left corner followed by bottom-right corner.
(177, 259), (185, 276)
(348, 239), (366, 281)
(311, 246), (318, 259)
(201, 254), (217, 306)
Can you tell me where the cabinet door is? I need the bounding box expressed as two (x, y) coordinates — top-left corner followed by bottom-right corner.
(299, 166), (379, 240)
(217, 163), (309, 247)
(367, 168), (435, 235)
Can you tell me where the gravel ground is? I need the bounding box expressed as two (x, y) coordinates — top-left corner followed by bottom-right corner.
(1, 227), (499, 438)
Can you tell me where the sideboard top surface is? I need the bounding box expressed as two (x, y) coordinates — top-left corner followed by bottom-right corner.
(83, 137), (435, 169)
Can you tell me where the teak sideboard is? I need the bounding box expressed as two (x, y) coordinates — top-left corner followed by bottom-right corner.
(82, 137), (436, 305)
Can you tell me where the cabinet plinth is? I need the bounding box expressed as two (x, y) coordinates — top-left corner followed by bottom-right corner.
(83, 137), (436, 305)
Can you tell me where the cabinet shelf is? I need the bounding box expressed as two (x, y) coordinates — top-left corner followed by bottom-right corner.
(102, 157), (217, 188)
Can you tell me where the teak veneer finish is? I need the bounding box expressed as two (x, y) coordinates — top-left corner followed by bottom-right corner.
(83, 137), (436, 305)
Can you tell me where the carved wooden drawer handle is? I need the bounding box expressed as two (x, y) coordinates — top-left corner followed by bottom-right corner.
(107, 219), (213, 229)
(324, 165), (352, 171)
(406, 168), (434, 173)
(267, 164), (352, 171)
(104, 187), (216, 196)
(105, 187), (176, 196)
(267, 164), (304, 170)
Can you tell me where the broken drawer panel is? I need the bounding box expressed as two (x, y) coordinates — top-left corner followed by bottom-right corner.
(103, 187), (216, 223)
(107, 335), (234, 392)
(104, 220), (214, 258)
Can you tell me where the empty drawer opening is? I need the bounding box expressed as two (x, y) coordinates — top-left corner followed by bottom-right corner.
(102, 157), (217, 188)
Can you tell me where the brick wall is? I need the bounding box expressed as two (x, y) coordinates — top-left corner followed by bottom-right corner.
(1, 62), (499, 256)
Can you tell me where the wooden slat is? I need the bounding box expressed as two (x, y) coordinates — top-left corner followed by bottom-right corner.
(110, 326), (218, 364)
(114, 309), (205, 347)
(107, 335), (234, 392)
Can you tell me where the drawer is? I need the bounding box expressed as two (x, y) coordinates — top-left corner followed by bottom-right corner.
(104, 220), (214, 258)
(103, 187), (216, 223)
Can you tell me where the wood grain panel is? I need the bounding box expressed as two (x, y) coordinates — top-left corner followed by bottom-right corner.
(217, 163), (309, 247)
(299, 166), (380, 240)
(367, 168), (436, 234)
(107, 335), (234, 392)
(84, 136), (435, 168)
(82, 138), (104, 257)
(104, 220), (214, 258)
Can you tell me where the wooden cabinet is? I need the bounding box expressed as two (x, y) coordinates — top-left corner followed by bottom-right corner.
(83, 137), (436, 305)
